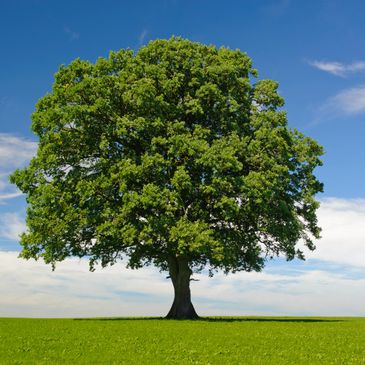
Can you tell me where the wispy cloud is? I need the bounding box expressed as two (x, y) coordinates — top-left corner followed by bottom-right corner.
(0, 134), (37, 169)
(64, 26), (80, 41)
(0, 134), (37, 203)
(309, 60), (365, 77)
(0, 192), (23, 204)
(0, 212), (25, 241)
(320, 85), (365, 117)
(0, 174), (21, 204)
(138, 29), (148, 45)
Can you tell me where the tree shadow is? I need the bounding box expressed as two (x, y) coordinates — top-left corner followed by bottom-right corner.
(74, 316), (164, 321)
(199, 317), (343, 323)
(74, 316), (343, 323)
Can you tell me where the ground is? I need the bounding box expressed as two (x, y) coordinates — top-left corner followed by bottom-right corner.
(1, 317), (364, 364)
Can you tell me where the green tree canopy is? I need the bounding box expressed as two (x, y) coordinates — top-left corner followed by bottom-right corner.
(11, 37), (323, 319)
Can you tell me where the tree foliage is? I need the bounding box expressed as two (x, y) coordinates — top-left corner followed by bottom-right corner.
(11, 38), (323, 317)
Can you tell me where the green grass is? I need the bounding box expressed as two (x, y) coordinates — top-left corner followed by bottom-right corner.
(1, 317), (365, 364)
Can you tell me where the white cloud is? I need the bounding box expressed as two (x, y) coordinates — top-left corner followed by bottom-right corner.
(309, 60), (346, 76)
(195, 268), (365, 316)
(0, 212), (26, 241)
(0, 134), (37, 169)
(0, 252), (172, 317)
(309, 197), (365, 267)
(0, 134), (37, 203)
(309, 60), (365, 77)
(319, 85), (365, 117)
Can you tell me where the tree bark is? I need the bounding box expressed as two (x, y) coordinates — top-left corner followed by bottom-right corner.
(165, 256), (199, 319)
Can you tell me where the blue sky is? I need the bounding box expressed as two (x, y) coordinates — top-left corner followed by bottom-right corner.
(1, 0), (365, 317)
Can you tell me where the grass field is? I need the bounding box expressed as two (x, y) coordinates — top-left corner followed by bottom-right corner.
(1, 317), (364, 364)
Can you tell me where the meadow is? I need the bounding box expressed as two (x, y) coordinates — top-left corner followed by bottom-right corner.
(1, 317), (364, 364)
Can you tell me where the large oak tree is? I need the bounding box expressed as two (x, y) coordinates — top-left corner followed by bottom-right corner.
(11, 38), (323, 319)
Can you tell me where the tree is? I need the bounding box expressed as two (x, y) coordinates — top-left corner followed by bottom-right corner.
(11, 37), (323, 319)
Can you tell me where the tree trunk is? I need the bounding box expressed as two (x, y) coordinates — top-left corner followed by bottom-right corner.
(165, 257), (199, 319)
